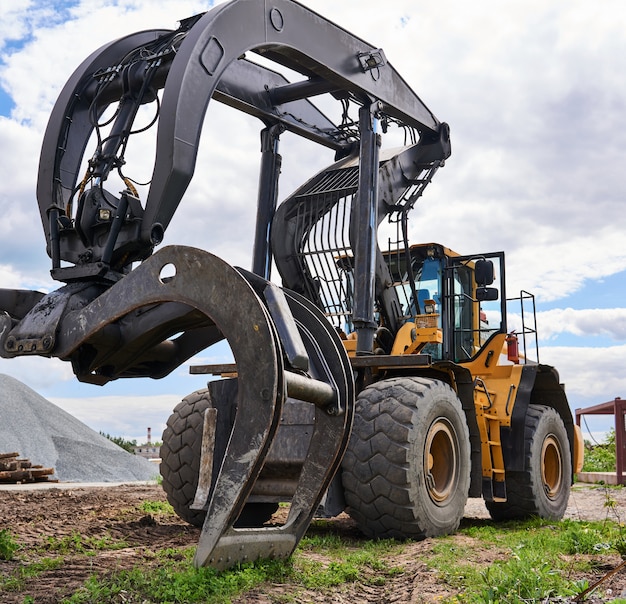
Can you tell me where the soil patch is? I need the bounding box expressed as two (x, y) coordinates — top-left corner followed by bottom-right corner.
(1, 483), (626, 603)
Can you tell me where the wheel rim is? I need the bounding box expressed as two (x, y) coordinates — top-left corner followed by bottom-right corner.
(424, 418), (459, 505)
(541, 434), (563, 500)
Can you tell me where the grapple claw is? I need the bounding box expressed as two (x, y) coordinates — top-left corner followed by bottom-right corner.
(193, 282), (354, 570)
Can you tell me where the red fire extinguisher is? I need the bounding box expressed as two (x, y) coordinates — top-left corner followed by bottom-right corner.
(506, 332), (519, 364)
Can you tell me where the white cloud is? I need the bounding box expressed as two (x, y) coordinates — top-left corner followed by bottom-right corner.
(0, 356), (75, 390)
(541, 344), (626, 408)
(0, 1), (35, 50)
(539, 308), (626, 341)
(505, 229), (626, 303)
(49, 393), (180, 443)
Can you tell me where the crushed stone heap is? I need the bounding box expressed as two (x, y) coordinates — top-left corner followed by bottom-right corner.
(0, 373), (158, 482)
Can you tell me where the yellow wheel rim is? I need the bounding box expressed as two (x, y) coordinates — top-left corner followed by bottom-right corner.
(424, 418), (458, 504)
(541, 434), (563, 500)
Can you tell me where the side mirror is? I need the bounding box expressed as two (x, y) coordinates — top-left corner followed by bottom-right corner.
(475, 259), (495, 286)
(476, 287), (498, 301)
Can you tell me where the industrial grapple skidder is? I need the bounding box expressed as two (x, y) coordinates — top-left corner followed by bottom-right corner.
(0, 0), (583, 571)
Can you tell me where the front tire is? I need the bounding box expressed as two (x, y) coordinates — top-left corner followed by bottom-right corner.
(160, 389), (277, 527)
(341, 377), (471, 539)
(160, 389), (211, 527)
(486, 404), (571, 521)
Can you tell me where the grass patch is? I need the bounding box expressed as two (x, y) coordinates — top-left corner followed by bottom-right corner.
(296, 533), (403, 588)
(0, 529), (19, 561)
(30, 518), (626, 603)
(424, 518), (626, 602)
(42, 532), (128, 555)
(139, 499), (175, 516)
(1, 557), (64, 592)
(61, 532), (404, 603)
(63, 547), (292, 604)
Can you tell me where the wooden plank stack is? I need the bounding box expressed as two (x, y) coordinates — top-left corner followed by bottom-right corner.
(0, 452), (56, 484)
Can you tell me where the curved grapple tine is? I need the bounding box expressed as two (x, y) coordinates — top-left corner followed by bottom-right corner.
(194, 283), (354, 570)
(52, 245), (285, 560)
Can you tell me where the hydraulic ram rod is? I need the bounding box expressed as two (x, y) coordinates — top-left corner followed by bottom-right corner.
(190, 363), (336, 410)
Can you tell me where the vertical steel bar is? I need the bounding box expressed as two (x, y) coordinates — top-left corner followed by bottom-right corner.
(252, 125), (283, 279)
(617, 398), (626, 485)
(352, 102), (381, 354)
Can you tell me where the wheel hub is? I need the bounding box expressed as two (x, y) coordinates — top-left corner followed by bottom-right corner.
(424, 418), (459, 505)
(541, 434), (563, 500)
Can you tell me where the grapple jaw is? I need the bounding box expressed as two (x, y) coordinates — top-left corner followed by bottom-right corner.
(1, 244), (353, 569)
(191, 283), (354, 569)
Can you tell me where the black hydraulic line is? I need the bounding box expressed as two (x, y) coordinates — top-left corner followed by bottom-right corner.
(48, 208), (61, 270)
(100, 191), (130, 266)
(401, 210), (420, 314)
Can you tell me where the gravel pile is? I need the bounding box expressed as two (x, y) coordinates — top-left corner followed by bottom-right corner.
(0, 373), (158, 482)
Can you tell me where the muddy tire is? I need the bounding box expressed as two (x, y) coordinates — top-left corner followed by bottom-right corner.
(341, 377), (471, 539)
(486, 404), (571, 521)
(160, 389), (277, 527)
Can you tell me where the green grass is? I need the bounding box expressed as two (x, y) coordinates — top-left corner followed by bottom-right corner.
(582, 429), (617, 472)
(139, 499), (174, 515)
(57, 516), (626, 603)
(295, 532), (402, 589)
(0, 557), (64, 592)
(21, 517), (618, 603)
(41, 532), (128, 555)
(62, 548), (293, 604)
(61, 533), (403, 603)
(424, 518), (626, 602)
(4, 500), (626, 603)
(0, 530), (129, 596)
(0, 529), (19, 561)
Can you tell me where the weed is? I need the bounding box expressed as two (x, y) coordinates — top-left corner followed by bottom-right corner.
(42, 532), (127, 555)
(479, 553), (577, 602)
(294, 535), (403, 589)
(0, 529), (19, 561)
(424, 517), (626, 602)
(62, 549), (292, 604)
(139, 499), (174, 515)
(1, 558), (63, 592)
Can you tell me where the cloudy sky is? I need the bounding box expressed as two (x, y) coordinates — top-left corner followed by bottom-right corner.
(0, 0), (624, 443)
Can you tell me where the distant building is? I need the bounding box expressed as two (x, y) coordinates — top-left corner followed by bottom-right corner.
(132, 445), (161, 460)
(133, 427), (161, 461)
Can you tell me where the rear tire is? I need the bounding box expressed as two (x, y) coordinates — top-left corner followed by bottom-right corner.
(486, 404), (571, 521)
(160, 389), (278, 527)
(341, 377), (471, 539)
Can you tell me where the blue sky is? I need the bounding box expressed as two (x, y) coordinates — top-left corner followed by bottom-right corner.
(0, 0), (625, 443)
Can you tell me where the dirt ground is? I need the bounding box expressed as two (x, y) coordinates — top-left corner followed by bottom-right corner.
(1, 483), (626, 603)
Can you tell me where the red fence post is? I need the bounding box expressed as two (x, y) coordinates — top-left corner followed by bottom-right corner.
(575, 397), (625, 486)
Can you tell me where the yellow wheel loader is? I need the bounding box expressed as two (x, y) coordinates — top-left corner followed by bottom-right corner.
(0, 0), (583, 570)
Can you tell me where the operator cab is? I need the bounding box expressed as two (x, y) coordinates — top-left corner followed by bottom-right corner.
(337, 243), (507, 364)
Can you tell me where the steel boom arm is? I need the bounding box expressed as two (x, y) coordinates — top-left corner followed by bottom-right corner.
(37, 0), (446, 263)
